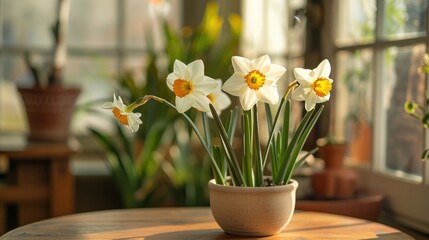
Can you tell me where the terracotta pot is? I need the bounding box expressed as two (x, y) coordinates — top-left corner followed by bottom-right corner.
(208, 178), (298, 237)
(318, 143), (347, 168)
(18, 87), (80, 142)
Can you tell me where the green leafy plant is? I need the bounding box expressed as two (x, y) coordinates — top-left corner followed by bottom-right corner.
(91, 1), (242, 206)
(404, 53), (429, 160)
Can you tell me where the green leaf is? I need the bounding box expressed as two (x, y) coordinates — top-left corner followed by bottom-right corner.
(252, 105), (263, 186)
(225, 107), (239, 144)
(275, 106), (324, 184)
(283, 106), (324, 184)
(210, 104), (245, 186)
(213, 145), (227, 182)
(421, 148), (429, 161)
(281, 100), (291, 157)
(243, 110), (253, 186)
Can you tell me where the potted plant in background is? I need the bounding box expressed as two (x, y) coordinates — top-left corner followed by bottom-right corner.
(103, 54), (333, 236)
(18, 0), (80, 142)
(89, 1), (242, 208)
(311, 136), (358, 199)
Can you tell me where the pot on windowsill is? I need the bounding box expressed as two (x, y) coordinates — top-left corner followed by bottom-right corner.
(312, 137), (358, 199)
(208, 177), (298, 237)
(18, 86), (80, 142)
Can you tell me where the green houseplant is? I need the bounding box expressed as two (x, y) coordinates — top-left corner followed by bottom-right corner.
(404, 53), (429, 160)
(90, 1), (242, 208)
(104, 54), (333, 236)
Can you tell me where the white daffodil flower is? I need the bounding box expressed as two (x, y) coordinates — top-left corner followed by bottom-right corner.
(103, 94), (143, 132)
(222, 55), (286, 111)
(207, 79), (231, 118)
(291, 59), (333, 111)
(167, 59), (219, 113)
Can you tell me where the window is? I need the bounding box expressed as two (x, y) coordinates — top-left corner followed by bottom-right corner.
(0, 0), (181, 134)
(328, 0), (429, 233)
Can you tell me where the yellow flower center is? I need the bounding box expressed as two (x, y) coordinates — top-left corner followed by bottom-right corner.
(207, 93), (215, 104)
(245, 70), (265, 90)
(173, 79), (193, 98)
(112, 108), (129, 126)
(312, 77), (332, 97)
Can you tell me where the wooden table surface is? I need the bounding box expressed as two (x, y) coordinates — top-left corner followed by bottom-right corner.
(0, 208), (413, 240)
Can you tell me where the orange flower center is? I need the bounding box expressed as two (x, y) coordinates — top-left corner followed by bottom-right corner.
(312, 77), (332, 97)
(245, 70), (266, 90)
(112, 108), (129, 126)
(173, 79), (193, 98)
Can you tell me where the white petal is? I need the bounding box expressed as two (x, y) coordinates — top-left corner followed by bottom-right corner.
(117, 95), (125, 105)
(251, 55), (270, 70)
(166, 72), (177, 91)
(103, 102), (114, 108)
(313, 59), (331, 78)
(175, 96), (193, 113)
(257, 86), (279, 105)
(291, 86), (308, 101)
(264, 64), (286, 84)
(188, 59), (205, 83)
(214, 92), (231, 112)
(315, 93), (330, 103)
(240, 89), (258, 111)
(195, 76), (219, 95)
(173, 60), (189, 79)
(294, 68), (313, 83)
(127, 114), (142, 132)
(305, 93), (318, 111)
(222, 73), (247, 96)
(191, 94), (211, 112)
(231, 56), (251, 73)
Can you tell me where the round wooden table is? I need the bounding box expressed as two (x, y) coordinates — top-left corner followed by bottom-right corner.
(0, 208), (413, 240)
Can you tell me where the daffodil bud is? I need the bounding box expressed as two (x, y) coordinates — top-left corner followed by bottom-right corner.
(404, 101), (417, 114)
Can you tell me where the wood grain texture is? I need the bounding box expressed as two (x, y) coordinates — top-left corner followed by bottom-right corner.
(0, 208), (413, 240)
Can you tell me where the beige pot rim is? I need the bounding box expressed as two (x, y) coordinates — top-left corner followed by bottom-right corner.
(208, 178), (298, 193)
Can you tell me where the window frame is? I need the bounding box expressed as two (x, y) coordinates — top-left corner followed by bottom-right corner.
(324, 0), (429, 233)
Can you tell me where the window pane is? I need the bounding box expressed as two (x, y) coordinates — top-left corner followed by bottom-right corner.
(68, 0), (117, 48)
(0, 0), (56, 48)
(383, 0), (428, 39)
(65, 56), (117, 134)
(125, 0), (146, 49)
(335, 49), (373, 165)
(336, 0), (376, 46)
(0, 53), (27, 82)
(125, 0), (181, 50)
(383, 45), (425, 177)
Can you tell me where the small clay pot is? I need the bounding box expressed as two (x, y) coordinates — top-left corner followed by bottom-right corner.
(18, 87), (80, 142)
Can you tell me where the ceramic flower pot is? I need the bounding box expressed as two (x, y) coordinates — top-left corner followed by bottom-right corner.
(18, 87), (80, 142)
(208, 178), (298, 237)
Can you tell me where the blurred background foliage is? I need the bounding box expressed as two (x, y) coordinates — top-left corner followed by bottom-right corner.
(90, 1), (241, 208)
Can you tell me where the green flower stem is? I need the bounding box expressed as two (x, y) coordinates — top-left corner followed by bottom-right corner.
(209, 104), (245, 186)
(252, 105), (264, 186)
(140, 95), (225, 185)
(243, 110), (254, 186)
(264, 103), (277, 180)
(263, 81), (298, 168)
(202, 112), (212, 151)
